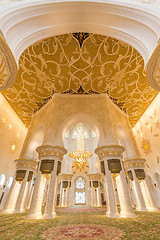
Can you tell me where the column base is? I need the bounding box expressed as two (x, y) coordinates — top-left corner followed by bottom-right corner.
(136, 207), (147, 211)
(146, 207), (159, 211)
(26, 212), (43, 219)
(1, 209), (14, 214)
(42, 212), (56, 219)
(120, 211), (136, 218)
(97, 204), (102, 207)
(13, 209), (25, 213)
(106, 211), (120, 218)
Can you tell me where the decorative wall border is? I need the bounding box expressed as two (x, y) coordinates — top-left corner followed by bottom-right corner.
(147, 43), (160, 91)
(0, 34), (17, 91)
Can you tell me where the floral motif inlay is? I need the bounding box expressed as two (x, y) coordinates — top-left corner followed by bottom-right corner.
(0, 35), (17, 91)
(59, 174), (73, 181)
(36, 145), (67, 160)
(124, 158), (146, 170)
(14, 159), (38, 171)
(141, 139), (152, 155)
(88, 174), (102, 181)
(2, 33), (158, 127)
(95, 145), (125, 158)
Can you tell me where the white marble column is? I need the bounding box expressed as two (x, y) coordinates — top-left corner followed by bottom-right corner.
(144, 177), (158, 211)
(26, 170), (43, 219)
(90, 181), (94, 206)
(128, 179), (136, 207)
(43, 160), (58, 219)
(96, 145), (136, 218)
(23, 180), (32, 210)
(64, 189), (67, 207)
(59, 181), (63, 207)
(116, 170), (136, 218)
(155, 175), (160, 190)
(42, 178), (49, 207)
(94, 188), (98, 206)
(59, 174), (73, 207)
(26, 181), (34, 210)
(132, 169), (146, 211)
(97, 182), (102, 206)
(14, 170), (29, 213)
(66, 184), (70, 206)
(104, 163), (120, 218)
(2, 178), (16, 213)
(61, 188), (65, 207)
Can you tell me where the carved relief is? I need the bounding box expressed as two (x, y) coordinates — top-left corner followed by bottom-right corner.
(147, 43), (160, 91)
(95, 145), (125, 158)
(124, 158), (146, 170)
(36, 145), (67, 160)
(88, 173), (102, 181)
(58, 174), (73, 181)
(2, 33), (157, 127)
(0, 35), (17, 91)
(14, 159), (38, 171)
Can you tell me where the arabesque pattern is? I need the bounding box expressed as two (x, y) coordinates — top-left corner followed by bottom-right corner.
(2, 33), (158, 127)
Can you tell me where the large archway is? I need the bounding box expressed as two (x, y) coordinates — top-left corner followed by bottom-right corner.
(1, 1), (159, 66)
(61, 122), (100, 206)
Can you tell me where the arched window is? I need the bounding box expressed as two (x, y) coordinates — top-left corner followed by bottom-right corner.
(6, 177), (13, 188)
(76, 177), (85, 189)
(75, 177), (86, 204)
(0, 174), (5, 188)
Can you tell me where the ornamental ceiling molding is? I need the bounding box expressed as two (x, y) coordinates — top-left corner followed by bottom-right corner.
(147, 43), (160, 91)
(0, 34), (17, 91)
(2, 33), (158, 127)
(1, 1), (159, 65)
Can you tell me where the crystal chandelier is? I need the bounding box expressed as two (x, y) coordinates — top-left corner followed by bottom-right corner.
(69, 123), (92, 169)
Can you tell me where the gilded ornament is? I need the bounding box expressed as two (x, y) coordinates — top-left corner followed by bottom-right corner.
(0, 35), (17, 91)
(141, 139), (152, 155)
(2, 33), (157, 127)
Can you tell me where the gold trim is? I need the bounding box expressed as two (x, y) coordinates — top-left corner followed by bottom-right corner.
(146, 42), (160, 73)
(123, 158), (146, 162)
(0, 35), (17, 91)
(14, 159), (38, 164)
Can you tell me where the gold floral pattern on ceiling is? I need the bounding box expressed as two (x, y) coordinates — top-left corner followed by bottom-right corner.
(2, 33), (158, 127)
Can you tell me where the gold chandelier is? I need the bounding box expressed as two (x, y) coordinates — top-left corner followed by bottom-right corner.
(69, 123), (92, 169)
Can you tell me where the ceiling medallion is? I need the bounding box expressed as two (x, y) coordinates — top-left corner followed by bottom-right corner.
(2, 33), (158, 127)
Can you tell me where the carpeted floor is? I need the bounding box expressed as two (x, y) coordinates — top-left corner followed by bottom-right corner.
(0, 206), (160, 239)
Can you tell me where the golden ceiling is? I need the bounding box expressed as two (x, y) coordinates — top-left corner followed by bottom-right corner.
(2, 33), (158, 127)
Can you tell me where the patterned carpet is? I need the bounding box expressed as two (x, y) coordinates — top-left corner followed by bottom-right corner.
(41, 224), (124, 240)
(0, 206), (160, 239)
(58, 205), (105, 212)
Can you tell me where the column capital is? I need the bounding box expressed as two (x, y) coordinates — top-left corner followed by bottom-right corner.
(36, 145), (67, 161)
(95, 145), (125, 159)
(14, 159), (38, 172)
(124, 158), (146, 171)
(87, 173), (102, 181)
(58, 174), (73, 181)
